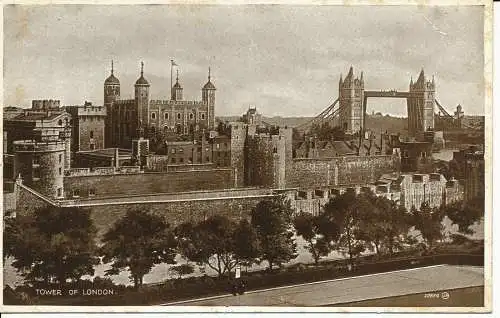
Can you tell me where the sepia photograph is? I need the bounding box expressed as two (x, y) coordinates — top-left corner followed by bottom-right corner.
(1, 1), (492, 313)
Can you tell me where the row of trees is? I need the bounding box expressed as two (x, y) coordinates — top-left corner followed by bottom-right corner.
(4, 191), (483, 289)
(4, 197), (297, 288)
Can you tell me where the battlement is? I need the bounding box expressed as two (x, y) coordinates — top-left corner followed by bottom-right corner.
(13, 139), (67, 152)
(150, 100), (204, 107)
(114, 99), (136, 106)
(66, 103), (107, 116)
(64, 166), (142, 177)
(32, 99), (61, 110)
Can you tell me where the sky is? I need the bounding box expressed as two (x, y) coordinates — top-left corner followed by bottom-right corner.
(3, 5), (485, 117)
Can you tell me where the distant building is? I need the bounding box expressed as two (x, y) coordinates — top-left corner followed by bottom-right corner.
(242, 107), (263, 127)
(293, 172), (463, 215)
(454, 104), (465, 128)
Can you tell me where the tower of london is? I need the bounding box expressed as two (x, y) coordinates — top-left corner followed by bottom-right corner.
(103, 61), (216, 149)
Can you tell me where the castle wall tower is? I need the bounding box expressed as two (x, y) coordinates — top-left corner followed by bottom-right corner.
(407, 69), (435, 138)
(339, 66), (364, 134)
(104, 60), (120, 148)
(229, 122), (247, 187)
(171, 70), (183, 101)
(135, 61), (150, 137)
(202, 67), (216, 131)
(245, 134), (286, 189)
(13, 140), (66, 199)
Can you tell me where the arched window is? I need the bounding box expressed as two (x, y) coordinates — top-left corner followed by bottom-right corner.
(151, 112), (156, 119)
(189, 113), (194, 120)
(90, 130), (94, 138)
(164, 113), (169, 120)
(201, 113), (206, 120)
(177, 113), (181, 120)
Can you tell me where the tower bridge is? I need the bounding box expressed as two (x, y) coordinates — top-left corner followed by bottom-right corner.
(297, 67), (472, 136)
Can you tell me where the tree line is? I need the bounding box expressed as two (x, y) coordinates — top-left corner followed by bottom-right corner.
(4, 190), (483, 289)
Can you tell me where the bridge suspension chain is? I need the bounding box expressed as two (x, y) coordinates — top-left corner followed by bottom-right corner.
(295, 98), (340, 130)
(434, 99), (474, 130)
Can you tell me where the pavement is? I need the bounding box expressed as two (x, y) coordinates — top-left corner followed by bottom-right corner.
(162, 265), (484, 307)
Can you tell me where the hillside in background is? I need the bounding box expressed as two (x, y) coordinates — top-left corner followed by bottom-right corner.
(217, 115), (408, 134)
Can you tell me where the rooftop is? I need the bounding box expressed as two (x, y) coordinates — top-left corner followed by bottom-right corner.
(8, 111), (66, 122)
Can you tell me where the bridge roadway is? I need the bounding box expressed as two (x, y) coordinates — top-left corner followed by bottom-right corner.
(163, 265), (483, 307)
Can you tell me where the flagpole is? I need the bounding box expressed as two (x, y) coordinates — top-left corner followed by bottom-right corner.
(170, 59), (173, 100)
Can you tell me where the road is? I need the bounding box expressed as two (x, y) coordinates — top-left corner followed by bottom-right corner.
(162, 265), (484, 306)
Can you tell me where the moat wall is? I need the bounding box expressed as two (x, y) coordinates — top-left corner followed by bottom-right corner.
(14, 184), (283, 238)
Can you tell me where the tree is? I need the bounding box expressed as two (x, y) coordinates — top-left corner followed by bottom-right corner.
(4, 207), (99, 284)
(233, 218), (261, 267)
(444, 196), (484, 235)
(176, 216), (261, 278)
(410, 202), (446, 250)
(175, 216), (233, 278)
(100, 208), (177, 288)
(251, 197), (297, 271)
(293, 212), (339, 265)
(322, 189), (368, 266)
(355, 192), (412, 257)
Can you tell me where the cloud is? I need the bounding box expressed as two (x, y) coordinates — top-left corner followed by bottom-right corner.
(3, 5), (485, 116)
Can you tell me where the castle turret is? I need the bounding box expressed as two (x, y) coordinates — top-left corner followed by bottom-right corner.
(13, 140), (66, 199)
(135, 61), (150, 138)
(104, 60), (120, 148)
(202, 67), (216, 130)
(171, 70), (183, 101)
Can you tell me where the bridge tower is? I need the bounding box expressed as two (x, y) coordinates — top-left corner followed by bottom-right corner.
(339, 66), (364, 134)
(407, 69), (435, 138)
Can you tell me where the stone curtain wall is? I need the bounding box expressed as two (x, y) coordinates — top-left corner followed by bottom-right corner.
(87, 195), (275, 238)
(14, 181), (282, 240)
(287, 159), (337, 188)
(63, 169), (233, 198)
(337, 155), (397, 185)
(287, 155), (397, 188)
